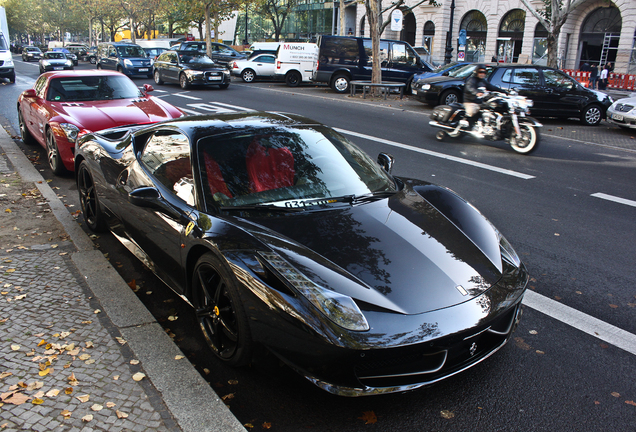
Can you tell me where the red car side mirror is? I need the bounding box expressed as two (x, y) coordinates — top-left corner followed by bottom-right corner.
(143, 84), (154, 94)
(23, 89), (37, 98)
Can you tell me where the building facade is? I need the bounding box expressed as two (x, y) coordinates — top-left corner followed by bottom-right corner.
(350, 0), (636, 73)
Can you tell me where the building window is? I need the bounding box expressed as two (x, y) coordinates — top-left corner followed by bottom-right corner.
(532, 22), (548, 66)
(497, 9), (526, 63)
(460, 10), (487, 62)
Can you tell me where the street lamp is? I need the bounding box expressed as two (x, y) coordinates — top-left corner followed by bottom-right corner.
(444, 0), (455, 64)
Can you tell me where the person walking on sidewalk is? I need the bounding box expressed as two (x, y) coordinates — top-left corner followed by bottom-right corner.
(589, 64), (598, 89)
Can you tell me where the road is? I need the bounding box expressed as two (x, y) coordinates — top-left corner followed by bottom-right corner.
(2, 56), (635, 431)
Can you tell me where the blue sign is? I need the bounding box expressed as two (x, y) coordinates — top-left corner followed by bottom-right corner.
(458, 29), (467, 46)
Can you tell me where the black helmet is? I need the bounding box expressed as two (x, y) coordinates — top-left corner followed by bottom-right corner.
(474, 64), (487, 75)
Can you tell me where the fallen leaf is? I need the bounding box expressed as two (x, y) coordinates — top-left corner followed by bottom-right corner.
(358, 411), (377, 424)
(45, 389), (60, 397)
(626, 400), (636, 407)
(31, 398), (44, 405)
(132, 372), (145, 381)
(106, 401), (116, 408)
(514, 337), (531, 350)
(78, 354), (90, 361)
(3, 392), (30, 405)
(175, 355), (185, 360)
(440, 410), (455, 419)
(115, 337), (126, 345)
(262, 422), (272, 429)
(64, 387), (73, 395)
(609, 304), (618, 309)
(38, 368), (51, 377)
(228, 380), (239, 385)
(168, 315), (178, 321)
(0, 372), (12, 379)
(60, 409), (72, 418)
(76, 394), (90, 403)
(529, 330), (538, 335)
(221, 393), (235, 401)
(37, 340), (47, 347)
(91, 404), (103, 411)
(611, 392), (620, 398)
(10, 344), (20, 351)
(536, 350), (545, 354)
(82, 414), (93, 422)
(130, 359), (139, 365)
(116, 410), (128, 419)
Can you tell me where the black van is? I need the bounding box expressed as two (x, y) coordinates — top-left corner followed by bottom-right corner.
(312, 35), (432, 93)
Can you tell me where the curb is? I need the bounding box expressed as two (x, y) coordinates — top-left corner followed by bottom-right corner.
(0, 126), (246, 432)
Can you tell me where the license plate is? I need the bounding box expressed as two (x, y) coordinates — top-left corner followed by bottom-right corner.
(208, 76), (221, 81)
(411, 89), (417, 95)
(611, 113), (624, 121)
(54, 67), (63, 70)
(138, 68), (149, 72)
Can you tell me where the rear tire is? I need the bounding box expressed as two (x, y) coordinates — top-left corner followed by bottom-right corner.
(179, 73), (190, 89)
(331, 73), (350, 93)
(435, 131), (446, 141)
(46, 128), (68, 175)
(241, 69), (255, 83)
(285, 71), (301, 87)
(77, 161), (108, 232)
(154, 70), (164, 85)
(18, 108), (35, 145)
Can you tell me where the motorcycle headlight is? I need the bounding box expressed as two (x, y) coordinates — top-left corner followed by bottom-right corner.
(258, 251), (369, 331)
(124, 59), (133, 67)
(59, 123), (80, 143)
(422, 84), (431, 90)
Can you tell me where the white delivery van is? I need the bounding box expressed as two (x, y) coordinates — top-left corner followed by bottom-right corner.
(0, 6), (14, 84)
(275, 43), (318, 87)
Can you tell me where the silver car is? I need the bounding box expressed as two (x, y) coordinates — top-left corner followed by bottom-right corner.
(606, 95), (636, 129)
(230, 54), (277, 82)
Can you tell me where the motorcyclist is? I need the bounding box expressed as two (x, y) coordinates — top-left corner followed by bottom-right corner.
(463, 64), (506, 129)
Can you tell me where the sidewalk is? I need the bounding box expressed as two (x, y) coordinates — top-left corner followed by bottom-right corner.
(0, 126), (245, 431)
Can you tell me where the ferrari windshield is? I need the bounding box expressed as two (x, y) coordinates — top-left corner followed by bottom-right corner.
(197, 126), (397, 209)
(46, 75), (142, 102)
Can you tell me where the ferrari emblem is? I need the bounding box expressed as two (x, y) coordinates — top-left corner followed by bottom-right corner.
(185, 222), (195, 236)
(469, 342), (477, 356)
(213, 306), (220, 316)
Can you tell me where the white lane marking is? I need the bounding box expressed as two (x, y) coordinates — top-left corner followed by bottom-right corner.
(173, 93), (202, 100)
(186, 103), (235, 114)
(591, 192), (636, 208)
(522, 290), (636, 356)
(210, 101), (255, 112)
(335, 128), (536, 180)
(177, 107), (202, 115)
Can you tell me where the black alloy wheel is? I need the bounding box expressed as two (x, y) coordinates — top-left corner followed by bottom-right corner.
(77, 161), (108, 232)
(192, 253), (252, 366)
(18, 109), (35, 145)
(46, 128), (68, 175)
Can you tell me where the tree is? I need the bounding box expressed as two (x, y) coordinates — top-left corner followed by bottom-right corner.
(520, 0), (588, 68)
(259, 0), (298, 42)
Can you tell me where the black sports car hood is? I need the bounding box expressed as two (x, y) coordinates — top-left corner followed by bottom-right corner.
(236, 183), (503, 315)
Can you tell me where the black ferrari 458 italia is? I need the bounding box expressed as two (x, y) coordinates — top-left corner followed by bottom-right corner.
(75, 112), (529, 396)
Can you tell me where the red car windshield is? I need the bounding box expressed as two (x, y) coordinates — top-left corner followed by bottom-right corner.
(46, 75), (143, 102)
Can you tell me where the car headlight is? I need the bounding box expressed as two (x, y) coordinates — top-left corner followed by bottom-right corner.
(150, 59), (154, 66)
(59, 123), (80, 143)
(422, 83), (431, 90)
(124, 59), (133, 67)
(42, 60), (50, 66)
(65, 60), (73, 66)
(497, 231), (521, 269)
(5, 58), (14, 67)
(185, 69), (204, 77)
(258, 251), (370, 331)
(223, 69), (230, 75)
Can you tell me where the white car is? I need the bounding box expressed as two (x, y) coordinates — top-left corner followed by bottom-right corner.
(606, 94), (636, 129)
(231, 53), (277, 83)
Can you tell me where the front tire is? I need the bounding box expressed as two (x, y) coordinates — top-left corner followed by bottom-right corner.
(581, 105), (603, 126)
(46, 128), (68, 175)
(191, 253), (252, 367)
(285, 71), (301, 87)
(241, 69), (255, 83)
(331, 73), (350, 93)
(179, 73), (190, 89)
(77, 161), (108, 232)
(440, 89), (461, 106)
(509, 123), (540, 154)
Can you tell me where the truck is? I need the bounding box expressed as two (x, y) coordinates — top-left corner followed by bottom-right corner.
(274, 43), (318, 87)
(0, 6), (15, 83)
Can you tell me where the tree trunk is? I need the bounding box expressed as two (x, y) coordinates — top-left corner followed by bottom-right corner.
(205, 3), (212, 57)
(339, 0), (345, 36)
(130, 17), (136, 43)
(366, 0), (382, 91)
(546, 35), (558, 69)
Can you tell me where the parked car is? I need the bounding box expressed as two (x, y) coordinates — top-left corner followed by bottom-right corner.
(231, 53), (277, 82)
(17, 70), (183, 175)
(412, 61), (469, 81)
(143, 47), (167, 61)
(152, 50), (230, 89)
(275, 42), (318, 87)
(606, 95), (636, 129)
(174, 41), (247, 67)
(21, 46), (42, 61)
(64, 44), (89, 61)
(50, 48), (78, 65)
(96, 42), (153, 78)
(74, 111), (529, 396)
(39, 51), (74, 74)
(411, 63), (613, 126)
(312, 35), (432, 93)
(0, 32), (14, 83)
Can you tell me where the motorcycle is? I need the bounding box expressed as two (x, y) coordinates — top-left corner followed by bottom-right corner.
(429, 91), (542, 154)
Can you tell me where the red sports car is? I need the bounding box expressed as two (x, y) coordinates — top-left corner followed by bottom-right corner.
(17, 70), (184, 175)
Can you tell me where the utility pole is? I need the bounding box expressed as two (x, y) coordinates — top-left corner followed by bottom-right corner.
(444, 0), (455, 64)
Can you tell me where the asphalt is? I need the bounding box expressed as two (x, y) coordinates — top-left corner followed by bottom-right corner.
(0, 126), (246, 430)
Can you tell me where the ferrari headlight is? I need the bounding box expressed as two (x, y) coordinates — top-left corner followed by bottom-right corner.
(497, 231), (521, 268)
(59, 123), (80, 142)
(259, 251), (369, 331)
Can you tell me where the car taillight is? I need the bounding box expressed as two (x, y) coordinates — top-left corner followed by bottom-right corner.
(276, 61), (281, 69)
(232, 62), (237, 69)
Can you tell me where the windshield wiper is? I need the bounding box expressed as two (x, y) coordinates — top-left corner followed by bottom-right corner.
(350, 190), (396, 203)
(220, 204), (306, 212)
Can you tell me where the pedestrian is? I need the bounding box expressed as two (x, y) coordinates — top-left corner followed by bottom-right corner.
(599, 64), (609, 90)
(589, 64), (598, 89)
(607, 62), (614, 72)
